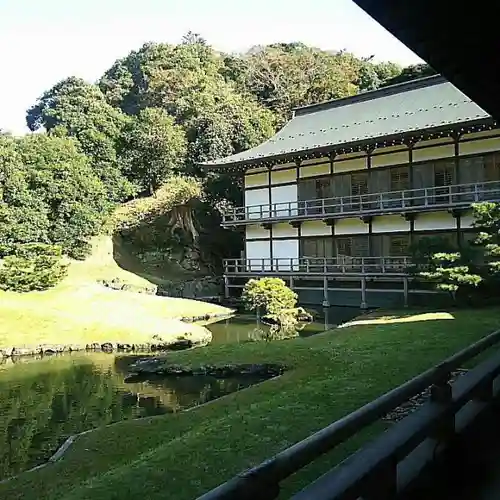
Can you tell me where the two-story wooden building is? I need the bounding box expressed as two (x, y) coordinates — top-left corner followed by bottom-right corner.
(202, 75), (500, 307)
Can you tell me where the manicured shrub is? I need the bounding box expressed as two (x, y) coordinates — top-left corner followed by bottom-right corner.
(0, 243), (68, 292)
(242, 277), (297, 315)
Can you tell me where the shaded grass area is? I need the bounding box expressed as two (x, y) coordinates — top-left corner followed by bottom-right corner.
(0, 236), (231, 348)
(1, 307), (499, 499)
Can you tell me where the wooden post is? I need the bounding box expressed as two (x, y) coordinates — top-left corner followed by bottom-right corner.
(364, 458), (398, 500)
(430, 376), (455, 444)
(322, 276), (330, 308)
(403, 277), (409, 307)
(361, 277), (367, 309)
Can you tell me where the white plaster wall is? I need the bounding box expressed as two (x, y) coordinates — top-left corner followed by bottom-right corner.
(245, 187), (269, 219)
(271, 168), (296, 185)
(463, 131), (500, 141)
(246, 240), (271, 271)
(271, 184), (297, 204)
(414, 211), (457, 231)
(333, 156), (366, 173)
(273, 223), (298, 238)
(303, 157), (330, 166)
(299, 163), (330, 178)
(245, 171), (269, 188)
(413, 144), (455, 162)
(335, 218), (369, 235)
(301, 221), (331, 237)
(461, 212), (476, 229)
(246, 225), (270, 240)
(418, 138), (454, 148)
(459, 136), (500, 156)
(272, 239), (299, 270)
(271, 184), (298, 217)
(371, 146), (409, 168)
(372, 215), (410, 233)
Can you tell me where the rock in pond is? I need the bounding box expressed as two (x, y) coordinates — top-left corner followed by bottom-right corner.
(127, 361), (286, 380)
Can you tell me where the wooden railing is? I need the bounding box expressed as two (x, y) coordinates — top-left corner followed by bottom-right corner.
(223, 256), (411, 275)
(198, 328), (500, 500)
(223, 180), (500, 225)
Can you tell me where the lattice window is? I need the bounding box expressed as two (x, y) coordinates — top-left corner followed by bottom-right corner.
(390, 167), (409, 191)
(351, 173), (368, 196)
(389, 235), (410, 256)
(336, 236), (369, 257)
(316, 178), (332, 199)
(300, 238), (333, 258)
(484, 153), (500, 182)
(434, 162), (454, 187)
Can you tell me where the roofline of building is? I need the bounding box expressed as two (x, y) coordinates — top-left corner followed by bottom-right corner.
(292, 75), (447, 117)
(202, 117), (497, 172)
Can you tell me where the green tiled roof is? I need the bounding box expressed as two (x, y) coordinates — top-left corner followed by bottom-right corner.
(202, 75), (491, 169)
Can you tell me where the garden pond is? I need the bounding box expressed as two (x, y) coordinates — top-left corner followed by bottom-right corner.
(0, 306), (359, 480)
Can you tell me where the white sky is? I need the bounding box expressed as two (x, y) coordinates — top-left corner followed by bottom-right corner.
(0, 0), (422, 135)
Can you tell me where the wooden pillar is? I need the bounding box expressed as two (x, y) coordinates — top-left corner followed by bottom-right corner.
(456, 210), (462, 248)
(267, 166), (274, 266)
(322, 276), (330, 308)
(453, 132), (461, 184)
(408, 141), (415, 190)
(361, 277), (367, 310)
(366, 148), (374, 256)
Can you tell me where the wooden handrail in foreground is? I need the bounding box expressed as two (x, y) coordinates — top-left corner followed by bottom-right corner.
(198, 328), (500, 500)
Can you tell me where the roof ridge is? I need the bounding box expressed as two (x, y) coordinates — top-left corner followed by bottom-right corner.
(293, 74), (448, 117)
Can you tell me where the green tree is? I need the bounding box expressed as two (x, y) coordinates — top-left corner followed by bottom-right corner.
(235, 44), (360, 122)
(26, 77), (134, 202)
(357, 58), (402, 91)
(1, 134), (109, 258)
(0, 243), (68, 292)
(472, 202), (500, 280)
(99, 39), (275, 202)
(242, 277), (297, 315)
(381, 63), (437, 87)
(121, 108), (187, 195)
(0, 136), (51, 246)
(418, 252), (482, 299)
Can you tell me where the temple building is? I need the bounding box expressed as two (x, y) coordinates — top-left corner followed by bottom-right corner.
(202, 75), (500, 307)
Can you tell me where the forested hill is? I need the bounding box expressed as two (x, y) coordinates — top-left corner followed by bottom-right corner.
(0, 33), (435, 295)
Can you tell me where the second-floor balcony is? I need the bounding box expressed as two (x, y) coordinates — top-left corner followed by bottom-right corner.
(224, 256), (411, 276)
(223, 180), (500, 226)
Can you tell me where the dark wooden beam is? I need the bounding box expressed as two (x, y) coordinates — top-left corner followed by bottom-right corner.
(352, 0), (500, 120)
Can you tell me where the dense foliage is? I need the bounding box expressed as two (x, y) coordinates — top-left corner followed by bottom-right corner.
(0, 243), (68, 292)
(0, 135), (109, 259)
(416, 202), (500, 302)
(121, 108), (187, 195)
(242, 277), (298, 314)
(0, 34), (429, 293)
(26, 77), (135, 202)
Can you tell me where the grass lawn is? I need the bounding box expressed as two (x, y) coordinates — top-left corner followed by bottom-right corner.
(0, 236), (231, 349)
(1, 306), (499, 499)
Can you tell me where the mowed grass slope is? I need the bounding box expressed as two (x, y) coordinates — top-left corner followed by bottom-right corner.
(1, 307), (499, 500)
(0, 236), (231, 348)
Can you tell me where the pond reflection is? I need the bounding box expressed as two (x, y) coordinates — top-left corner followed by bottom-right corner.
(207, 306), (360, 344)
(0, 353), (268, 480)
